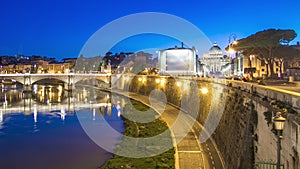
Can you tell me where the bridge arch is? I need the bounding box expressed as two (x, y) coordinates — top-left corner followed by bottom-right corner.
(0, 76), (25, 85)
(74, 77), (108, 84)
(75, 77), (110, 89)
(31, 77), (68, 85)
(32, 78), (66, 85)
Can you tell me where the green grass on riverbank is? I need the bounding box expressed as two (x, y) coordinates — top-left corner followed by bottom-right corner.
(101, 100), (175, 169)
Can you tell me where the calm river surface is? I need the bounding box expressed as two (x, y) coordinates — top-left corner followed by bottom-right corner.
(0, 84), (125, 169)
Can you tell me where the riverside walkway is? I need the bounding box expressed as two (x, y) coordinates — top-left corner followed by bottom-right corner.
(113, 90), (225, 169)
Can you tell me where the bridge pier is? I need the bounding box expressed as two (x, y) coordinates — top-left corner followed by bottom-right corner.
(23, 84), (32, 92)
(64, 83), (75, 91)
(23, 75), (32, 92)
(64, 75), (75, 91)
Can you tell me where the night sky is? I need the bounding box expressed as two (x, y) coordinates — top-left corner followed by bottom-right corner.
(1, 0), (300, 60)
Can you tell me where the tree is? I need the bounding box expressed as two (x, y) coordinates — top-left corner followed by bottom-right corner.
(273, 46), (300, 76)
(289, 47), (300, 67)
(227, 29), (297, 77)
(75, 54), (85, 72)
(103, 52), (112, 66)
(105, 52), (112, 56)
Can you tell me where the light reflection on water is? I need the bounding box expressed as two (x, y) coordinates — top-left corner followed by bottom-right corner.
(0, 84), (125, 169)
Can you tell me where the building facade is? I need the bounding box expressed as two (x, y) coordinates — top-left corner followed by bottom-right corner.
(233, 53), (284, 78)
(158, 46), (197, 76)
(200, 42), (231, 77)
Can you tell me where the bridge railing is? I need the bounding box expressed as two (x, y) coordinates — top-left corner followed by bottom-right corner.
(0, 73), (111, 76)
(255, 160), (284, 169)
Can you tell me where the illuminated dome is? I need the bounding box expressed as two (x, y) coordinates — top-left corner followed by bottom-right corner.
(209, 42), (223, 55)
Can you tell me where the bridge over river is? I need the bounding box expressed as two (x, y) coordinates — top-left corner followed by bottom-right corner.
(0, 73), (111, 91)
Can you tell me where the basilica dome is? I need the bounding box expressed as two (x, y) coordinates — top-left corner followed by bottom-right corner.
(209, 42), (223, 55)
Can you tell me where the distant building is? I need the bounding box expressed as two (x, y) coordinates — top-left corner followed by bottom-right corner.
(233, 53), (284, 78)
(289, 43), (300, 68)
(62, 58), (77, 66)
(119, 51), (156, 74)
(48, 62), (72, 74)
(33, 59), (49, 73)
(231, 42), (300, 78)
(200, 42), (231, 77)
(285, 43), (300, 80)
(135, 52), (147, 64)
(1, 64), (15, 73)
(158, 45), (197, 76)
(15, 64), (32, 73)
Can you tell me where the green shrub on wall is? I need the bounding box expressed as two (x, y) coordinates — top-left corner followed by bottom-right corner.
(263, 111), (273, 127)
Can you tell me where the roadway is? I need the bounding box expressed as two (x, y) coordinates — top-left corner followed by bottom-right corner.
(113, 90), (225, 169)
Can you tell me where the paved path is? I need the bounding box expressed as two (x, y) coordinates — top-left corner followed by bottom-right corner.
(113, 90), (225, 169)
(269, 85), (300, 93)
(254, 80), (300, 93)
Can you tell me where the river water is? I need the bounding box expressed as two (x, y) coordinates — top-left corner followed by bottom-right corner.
(0, 84), (125, 169)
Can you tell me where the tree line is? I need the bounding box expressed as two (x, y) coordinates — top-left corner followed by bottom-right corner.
(227, 29), (300, 78)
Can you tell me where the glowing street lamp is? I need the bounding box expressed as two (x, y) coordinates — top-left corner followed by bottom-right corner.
(274, 117), (286, 131)
(227, 33), (237, 58)
(200, 87), (209, 94)
(273, 112), (286, 169)
(228, 48), (235, 55)
(232, 40), (238, 45)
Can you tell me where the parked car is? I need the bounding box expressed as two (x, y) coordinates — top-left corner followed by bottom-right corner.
(230, 76), (242, 81)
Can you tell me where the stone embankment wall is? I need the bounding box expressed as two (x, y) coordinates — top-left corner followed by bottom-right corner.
(227, 80), (300, 169)
(113, 75), (300, 169)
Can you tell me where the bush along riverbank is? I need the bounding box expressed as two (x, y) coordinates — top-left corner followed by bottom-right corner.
(101, 100), (175, 169)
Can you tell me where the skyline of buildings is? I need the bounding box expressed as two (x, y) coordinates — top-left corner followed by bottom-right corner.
(1, 40), (300, 80)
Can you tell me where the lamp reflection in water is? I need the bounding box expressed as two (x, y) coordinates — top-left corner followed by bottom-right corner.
(93, 108), (96, 121)
(106, 103), (112, 117)
(4, 93), (8, 107)
(116, 101), (121, 117)
(33, 104), (38, 123)
(83, 88), (88, 103)
(34, 84), (65, 104)
(33, 104), (39, 132)
(59, 106), (66, 121)
(0, 110), (3, 128)
(33, 84), (38, 94)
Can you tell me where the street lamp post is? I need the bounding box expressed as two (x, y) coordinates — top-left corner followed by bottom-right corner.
(228, 34), (237, 55)
(227, 34), (237, 75)
(249, 55), (256, 78)
(273, 112), (286, 169)
(249, 55), (255, 68)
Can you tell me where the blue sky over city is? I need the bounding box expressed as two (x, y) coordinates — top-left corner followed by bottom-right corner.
(0, 0), (300, 60)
